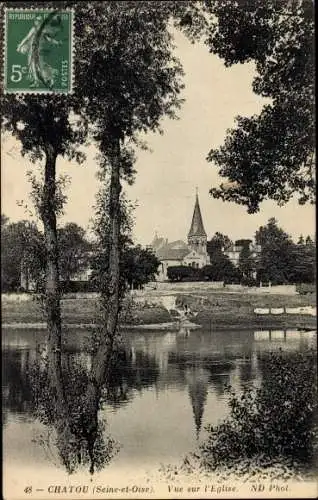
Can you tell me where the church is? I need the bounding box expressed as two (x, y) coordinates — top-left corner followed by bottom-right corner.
(150, 192), (209, 281)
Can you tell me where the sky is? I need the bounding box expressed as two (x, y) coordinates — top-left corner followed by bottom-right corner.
(1, 30), (315, 245)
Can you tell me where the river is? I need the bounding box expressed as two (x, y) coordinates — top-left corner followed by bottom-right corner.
(2, 326), (316, 494)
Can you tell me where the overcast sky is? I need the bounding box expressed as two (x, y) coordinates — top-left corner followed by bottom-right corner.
(1, 30), (315, 245)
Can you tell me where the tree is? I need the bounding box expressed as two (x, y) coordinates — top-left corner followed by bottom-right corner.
(255, 218), (294, 284)
(288, 235), (316, 284)
(205, 0), (314, 212)
(201, 255), (240, 283)
(1, 214), (9, 227)
(58, 223), (91, 284)
(123, 245), (160, 289)
(1, 3), (90, 396)
(167, 265), (200, 282)
(207, 232), (233, 260)
(256, 220), (315, 285)
(206, 233), (242, 282)
(2, 0), (181, 390)
(1, 219), (45, 292)
(298, 235), (305, 246)
(77, 1), (186, 392)
(64, 2), (193, 452)
(238, 244), (256, 280)
(305, 235), (314, 247)
(1, 217), (92, 292)
(235, 239), (252, 248)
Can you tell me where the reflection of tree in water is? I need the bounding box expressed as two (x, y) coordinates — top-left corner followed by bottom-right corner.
(103, 347), (160, 408)
(208, 371), (231, 397)
(195, 357), (235, 397)
(27, 354), (119, 475)
(22, 344), (160, 474)
(238, 358), (254, 389)
(2, 350), (33, 416)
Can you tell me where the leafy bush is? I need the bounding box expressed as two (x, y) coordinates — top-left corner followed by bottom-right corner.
(201, 258), (242, 283)
(167, 266), (200, 282)
(240, 276), (257, 287)
(296, 283), (315, 295)
(199, 350), (318, 472)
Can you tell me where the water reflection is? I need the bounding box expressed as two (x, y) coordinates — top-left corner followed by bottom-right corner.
(106, 349), (160, 408)
(186, 366), (209, 440)
(2, 327), (316, 474)
(2, 350), (33, 417)
(22, 351), (119, 475)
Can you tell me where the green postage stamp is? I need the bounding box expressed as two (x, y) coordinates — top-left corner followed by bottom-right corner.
(4, 9), (73, 93)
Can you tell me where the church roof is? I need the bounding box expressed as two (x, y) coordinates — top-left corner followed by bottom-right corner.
(167, 240), (188, 250)
(156, 246), (189, 261)
(188, 194), (207, 238)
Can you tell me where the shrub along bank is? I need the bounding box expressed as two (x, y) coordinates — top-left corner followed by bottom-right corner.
(160, 349), (318, 481)
(196, 349), (318, 478)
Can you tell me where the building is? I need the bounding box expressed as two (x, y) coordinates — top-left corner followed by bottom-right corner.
(224, 242), (261, 266)
(151, 192), (209, 281)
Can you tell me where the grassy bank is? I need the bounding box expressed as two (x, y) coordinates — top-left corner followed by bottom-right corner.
(176, 291), (317, 330)
(1, 296), (171, 326)
(2, 290), (316, 330)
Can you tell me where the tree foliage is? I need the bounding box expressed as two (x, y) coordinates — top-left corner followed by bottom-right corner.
(91, 186), (159, 291)
(255, 218), (294, 284)
(235, 239), (252, 248)
(238, 244), (256, 280)
(123, 245), (160, 289)
(167, 259), (240, 283)
(57, 223), (91, 283)
(1, 216), (93, 292)
(167, 265), (200, 282)
(207, 232), (233, 259)
(1, 1), (188, 367)
(1, 216), (45, 292)
(255, 218), (315, 284)
(205, 0), (315, 212)
(288, 235), (316, 284)
(202, 257), (241, 283)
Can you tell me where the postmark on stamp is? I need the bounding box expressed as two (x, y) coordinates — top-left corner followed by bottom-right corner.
(4, 9), (73, 93)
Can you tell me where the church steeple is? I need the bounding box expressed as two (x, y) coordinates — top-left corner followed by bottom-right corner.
(187, 190), (207, 255)
(188, 191), (207, 239)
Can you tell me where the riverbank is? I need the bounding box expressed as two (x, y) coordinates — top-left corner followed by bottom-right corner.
(174, 291), (317, 330)
(2, 290), (316, 331)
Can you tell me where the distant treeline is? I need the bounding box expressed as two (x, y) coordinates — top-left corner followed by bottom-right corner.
(201, 218), (316, 286)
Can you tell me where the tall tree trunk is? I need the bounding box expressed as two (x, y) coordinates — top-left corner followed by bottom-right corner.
(80, 138), (122, 474)
(91, 138), (122, 387)
(41, 145), (64, 400)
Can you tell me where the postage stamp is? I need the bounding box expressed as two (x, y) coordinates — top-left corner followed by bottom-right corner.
(3, 9), (73, 93)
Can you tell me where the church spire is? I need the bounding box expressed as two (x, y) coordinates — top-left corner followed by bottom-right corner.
(188, 190), (207, 238)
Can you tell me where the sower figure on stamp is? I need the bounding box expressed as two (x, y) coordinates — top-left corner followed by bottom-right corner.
(17, 14), (62, 89)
